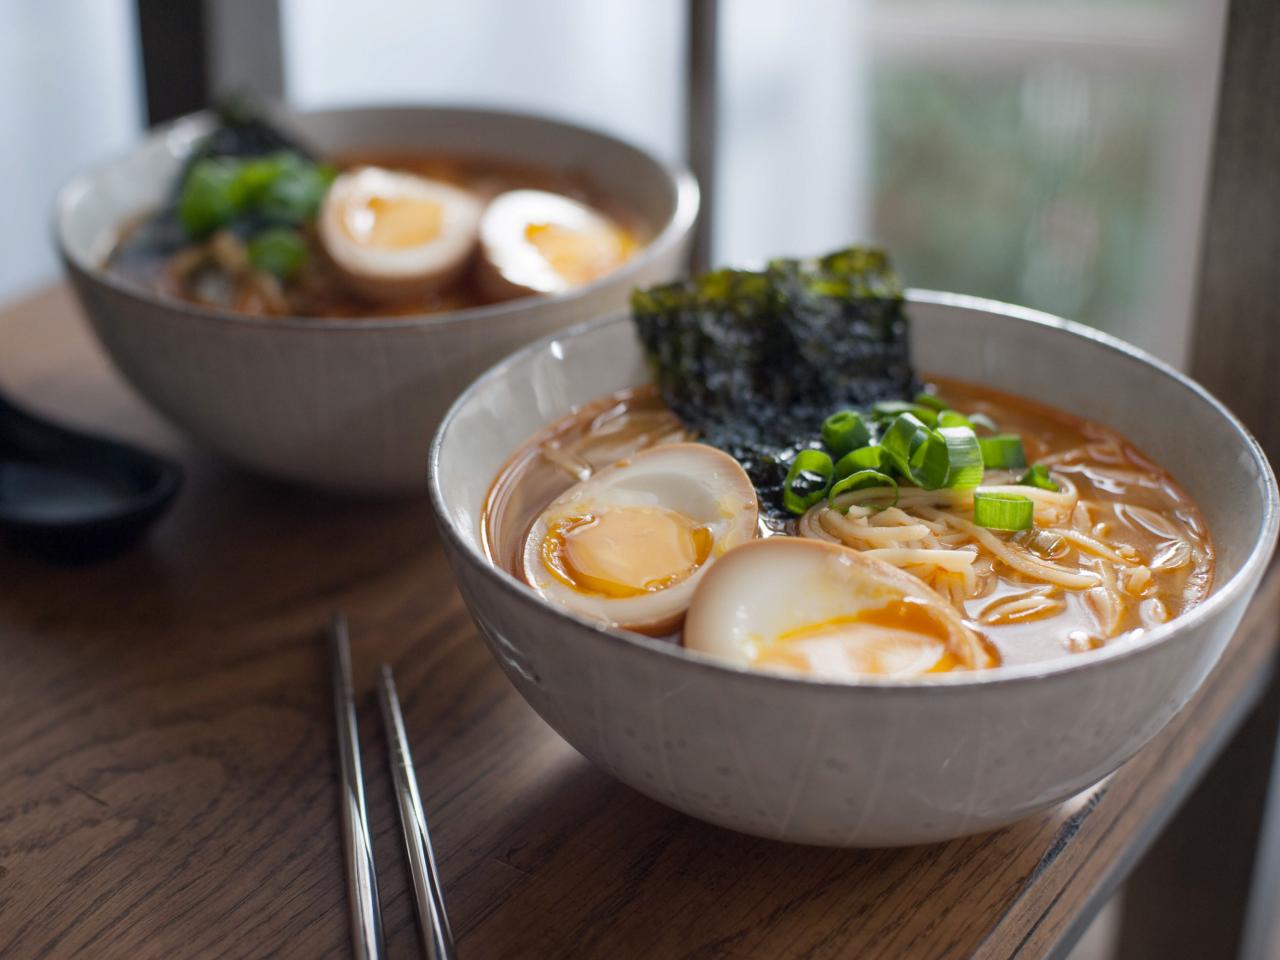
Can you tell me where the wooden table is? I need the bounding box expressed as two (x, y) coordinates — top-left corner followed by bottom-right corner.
(2, 287), (1278, 960)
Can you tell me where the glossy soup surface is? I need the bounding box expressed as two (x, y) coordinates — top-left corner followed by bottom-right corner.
(484, 378), (1214, 670)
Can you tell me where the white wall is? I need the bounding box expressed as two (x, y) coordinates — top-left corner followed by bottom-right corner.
(282, 0), (685, 163)
(0, 0), (143, 304)
(716, 0), (870, 267)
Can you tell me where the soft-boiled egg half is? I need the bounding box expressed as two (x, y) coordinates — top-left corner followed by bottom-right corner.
(319, 166), (482, 303)
(522, 443), (758, 634)
(476, 189), (636, 301)
(684, 538), (993, 679)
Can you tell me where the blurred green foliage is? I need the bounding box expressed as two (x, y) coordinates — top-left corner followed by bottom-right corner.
(869, 62), (1172, 336)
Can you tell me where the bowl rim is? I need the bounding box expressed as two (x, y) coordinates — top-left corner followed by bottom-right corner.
(429, 289), (1280, 692)
(53, 102), (700, 333)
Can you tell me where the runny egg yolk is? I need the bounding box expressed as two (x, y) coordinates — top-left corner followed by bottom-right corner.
(343, 194), (444, 250)
(751, 598), (957, 676)
(541, 507), (713, 598)
(524, 222), (635, 286)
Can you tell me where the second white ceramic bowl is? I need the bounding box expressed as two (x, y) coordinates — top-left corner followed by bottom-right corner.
(56, 106), (697, 495)
(431, 294), (1278, 846)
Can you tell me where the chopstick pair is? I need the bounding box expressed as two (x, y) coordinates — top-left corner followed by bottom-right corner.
(329, 613), (456, 960)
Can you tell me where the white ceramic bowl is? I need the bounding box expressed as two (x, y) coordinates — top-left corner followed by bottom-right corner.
(56, 106), (697, 495)
(431, 293), (1279, 847)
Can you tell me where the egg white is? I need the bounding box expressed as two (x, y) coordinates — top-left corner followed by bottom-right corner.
(684, 538), (980, 679)
(476, 189), (630, 300)
(319, 167), (482, 303)
(522, 443), (758, 634)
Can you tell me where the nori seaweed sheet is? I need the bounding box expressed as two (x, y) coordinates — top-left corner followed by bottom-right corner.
(113, 100), (320, 265)
(631, 247), (920, 516)
(174, 98), (319, 201)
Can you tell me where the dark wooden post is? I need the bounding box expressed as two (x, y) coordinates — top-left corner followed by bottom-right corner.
(136, 0), (283, 126)
(1118, 2), (1280, 958)
(685, 0), (718, 273)
(136, 0), (210, 125)
(1188, 0), (1280, 462)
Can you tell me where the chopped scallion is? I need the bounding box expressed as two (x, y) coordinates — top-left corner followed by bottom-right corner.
(978, 434), (1027, 470)
(828, 470), (898, 513)
(177, 151), (335, 240)
(1019, 463), (1060, 492)
(178, 158), (241, 238)
(911, 432), (950, 490)
(911, 428), (981, 490)
(871, 400), (938, 427)
(257, 159), (335, 225)
(968, 412), (999, 434)
(248, 227), (308, 279)
(937, 410), (973, 429)
(879, 415), (984, 491)
(821, 410), (871, 459)
(834, 445), (885, 479)
(879, 413), (932, 482)
(783, 449), (835, 515)
(937, 426), (984, 489)
(974, 491), (1034, 531)
(913, 391), (949, 412)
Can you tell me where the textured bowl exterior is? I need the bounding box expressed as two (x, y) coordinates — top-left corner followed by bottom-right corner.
(56, 107), (697, 495)
(431, 296), (1278, 847)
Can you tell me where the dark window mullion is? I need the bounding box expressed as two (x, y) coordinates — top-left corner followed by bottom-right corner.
(686, 0), (718, 273)
(136, 0), (210, 126)
(136, 0), (284, 127)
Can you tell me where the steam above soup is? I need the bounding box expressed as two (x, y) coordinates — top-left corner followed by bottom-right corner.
(483, 248), (1215, 680)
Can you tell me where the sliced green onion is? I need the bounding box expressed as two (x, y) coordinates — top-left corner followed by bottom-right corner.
(968, 412), (999, 434)
(879, 413), (932, 482)
(974, 492), (1034, 531)
(230, 155), (288, 209)
(910, 427), (980, 490)
(248, 227), (309, 279)
(258, 160), (334, 225)
(821, 410), (871, 459)
(978, 434), (1027, 470)
(834, 445), (884, 479)
(783, 449), (834, 515)
(937, 426), (984, 489)
(913, 391), (949, 412)
(828, 470), (898, 513)
(871, 400), (938, 427)
(910, 432), (949, 490)
(937, 410), (973, 429)
(1019, 463), (1060, 492)
(178, 158), (241, 238)
(179, 151), (335, 239)
(879, 414), (984, 491)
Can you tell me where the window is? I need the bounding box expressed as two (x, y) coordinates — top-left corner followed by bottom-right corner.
(716, 0), (1225, 363)
(1, 0), (1226, 371)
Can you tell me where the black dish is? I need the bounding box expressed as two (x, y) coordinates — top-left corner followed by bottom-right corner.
(0, 391), (182, 563)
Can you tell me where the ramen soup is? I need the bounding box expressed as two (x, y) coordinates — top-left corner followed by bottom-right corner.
(108, 113), (644, 319)
(484, 380), (1215, 679)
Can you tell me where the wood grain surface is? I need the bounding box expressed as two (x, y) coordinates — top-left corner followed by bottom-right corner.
(1, 287), (1277, 960)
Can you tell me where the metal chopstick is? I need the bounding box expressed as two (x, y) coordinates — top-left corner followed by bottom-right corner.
(377, 664), (456, 960)
(329, 613), (387, 960)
